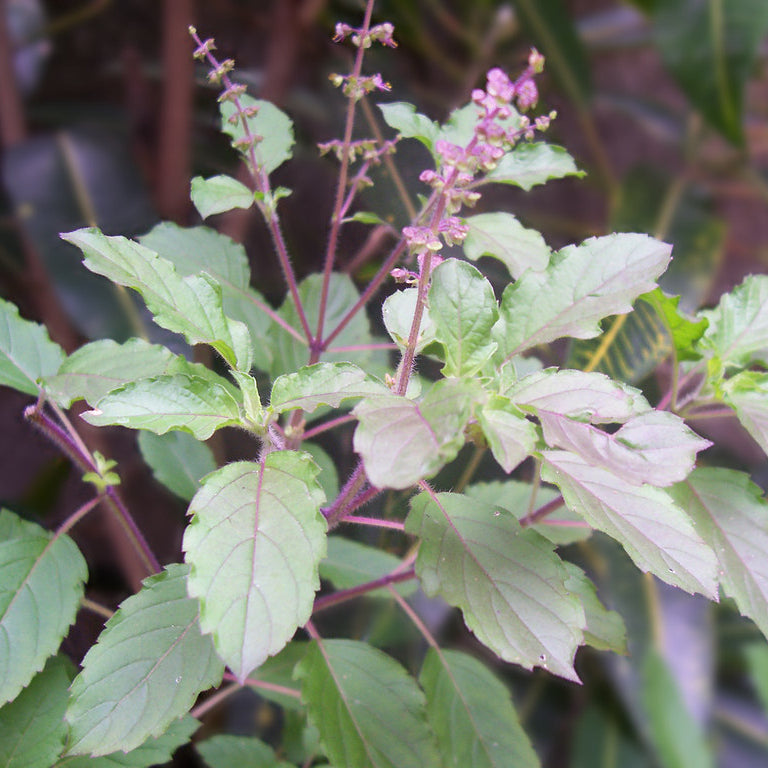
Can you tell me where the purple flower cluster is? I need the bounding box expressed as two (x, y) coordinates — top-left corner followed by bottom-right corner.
(394, 51), (554, 282)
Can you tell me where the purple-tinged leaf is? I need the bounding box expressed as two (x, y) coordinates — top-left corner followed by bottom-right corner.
(406, 491), (585, 681)
(353, 379), (477, 490)
(669, 468), (768, 639)
(722, 371), (768, 457)
(541, 451), (718, 598)
(538, 410), (710, 486)
(508, 367), (651, 422)
(698, 274), (768, 369)
(477, 397), (539, 474)
(494, 233), (671, 357)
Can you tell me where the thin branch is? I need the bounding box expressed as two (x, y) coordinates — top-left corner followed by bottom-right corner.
(315, 0), (377, 347)
(80, 597), (114, 620)
(313, 567), (416, 613)
(302, 413), (357, 441)
(519, 495), (565, 527)
(343, 514), (405, 531)
(57, 495), (104, 537)
(190, 682), (241, 720)
(387, 585), (439, 649)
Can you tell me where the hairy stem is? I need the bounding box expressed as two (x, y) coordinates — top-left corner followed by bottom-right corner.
(344, 514), (406, 531)
(313, 567), (416, 613)
(315, 0), (377, 347)
(519, 494), (565, 527)
(24, 403), (161, 574)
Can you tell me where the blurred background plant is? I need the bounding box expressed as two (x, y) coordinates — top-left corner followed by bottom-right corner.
(1, 1), (767, 766)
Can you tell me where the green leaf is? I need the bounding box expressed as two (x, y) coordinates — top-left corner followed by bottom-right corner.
(137, 431), (216, 501)
(541, 451), (718, 598)
(641, 288), (708, 357)
(0, 655), (70, 768)
(653, 0), (768, 144)
(139, 222), (250, 289)
(669, 468), (768, 639)
(65, 564), (223, 756)
(513, 0), (592, 105)
(485, 142), (584, 190)
(230, 370), (263, 425)
(641, 650), (714, 768)
(43, 338), (177, 408)
(382, 288), (437, 353)
(139, 222), (273, 372)
(0, 297), (65, 396)
(197, 735), (281, 768)
(270, 273), (371, 378)
(320, 537), (416, 598)
(462, 212), (550, 280)
(419, 648), (539, 768)
(494, 234), (672, 357)
(0, 508), (87, 705)
(507, 367), (651, 422)
(477, 396), (539, 474)
(183, 454), (327, 680)
(721, 370), (768, 455)
(56, 716), (199, 768)
(220, 96), (294, 174)
(190, 174), (254, 218)
(428, 259), (499, 377)
(353, 379), (477, 490)
(698, 274), (768, 369)
(82, 373), (243, 440)
(436, 103), (492, 150)
(295, 639), (440, 768)
(378, 102), (439, 151)
(343, 211), (389, 226)
(245, 641), (307, 710)
(465, 480), (591, 546)
(270, 362), (389, 414)
(302, 442), (339, 502)
(406, 491), (585, 680)
(61, 228), (252, 371)
(537, 409), (710, 487)
(563, 563), (627, 653)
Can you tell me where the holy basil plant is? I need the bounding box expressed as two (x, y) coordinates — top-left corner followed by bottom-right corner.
(2, 7), (768, 768)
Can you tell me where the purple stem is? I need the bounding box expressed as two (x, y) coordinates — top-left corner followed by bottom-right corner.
(315, 0), (377, 353)
(519, 495), (565, 527)
(313, 567), (416, 613)
(25, 404), (161, 574)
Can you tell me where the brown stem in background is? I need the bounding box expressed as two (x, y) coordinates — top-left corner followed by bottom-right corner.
(157, 0), (195, 222)
(0, 0), (25, 145)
